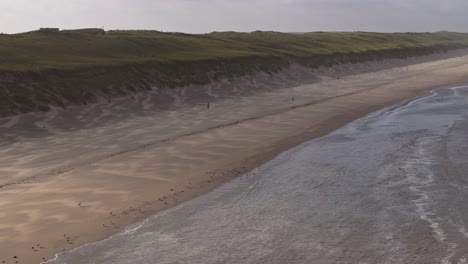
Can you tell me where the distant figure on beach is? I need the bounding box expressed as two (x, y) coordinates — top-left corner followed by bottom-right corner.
(292, 96), (295, 102)
(207, 103), (210, 110)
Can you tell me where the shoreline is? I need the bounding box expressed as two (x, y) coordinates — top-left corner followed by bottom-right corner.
(50, 84), (468, 264)
(2, 56), (468, 264)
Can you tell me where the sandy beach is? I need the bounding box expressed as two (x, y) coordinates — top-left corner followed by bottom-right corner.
(2, 55), (468, 264)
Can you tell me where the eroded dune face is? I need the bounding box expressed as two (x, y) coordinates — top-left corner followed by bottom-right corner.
(1, 49), (466, 136)
(1, 47), (467, 120)
(0, 51), (467, 188)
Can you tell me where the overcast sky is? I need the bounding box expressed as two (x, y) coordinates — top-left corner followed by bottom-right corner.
(1, 0), (467, 34)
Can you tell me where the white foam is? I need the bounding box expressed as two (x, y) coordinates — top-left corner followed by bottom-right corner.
(44, 200), (193, 263)
(402, 136), (458, 264)
(449, 85), (468, 97)
(43, 216), (151, 263)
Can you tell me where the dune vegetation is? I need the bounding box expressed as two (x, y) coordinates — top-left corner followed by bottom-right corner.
(1, 29), (468, 71)
(1, 29), (468, 116)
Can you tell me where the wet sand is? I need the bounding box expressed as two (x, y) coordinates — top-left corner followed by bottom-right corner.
(2, 56), (468, 263)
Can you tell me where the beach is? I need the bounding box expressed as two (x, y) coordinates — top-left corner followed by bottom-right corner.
(2, 55), (468, 263)
(50, 85), (468, 264)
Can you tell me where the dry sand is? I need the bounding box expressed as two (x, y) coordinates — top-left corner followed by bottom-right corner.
(2, 55), (468, 263)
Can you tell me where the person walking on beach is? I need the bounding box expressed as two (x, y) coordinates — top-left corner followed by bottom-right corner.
(207, 103), (210, 110)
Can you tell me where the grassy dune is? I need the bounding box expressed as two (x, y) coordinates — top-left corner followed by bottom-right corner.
(1, 29), (468, 71)
(1, 29), (468, 116)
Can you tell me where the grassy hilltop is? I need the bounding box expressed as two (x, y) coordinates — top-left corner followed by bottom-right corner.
(1, 29), (468, 116)
(1, 29), (468, 71)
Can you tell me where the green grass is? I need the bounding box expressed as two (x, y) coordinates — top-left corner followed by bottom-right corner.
(2, 29), (468, 117)
(2, 29), (468, 71)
